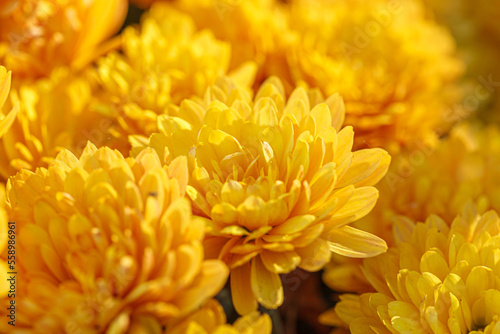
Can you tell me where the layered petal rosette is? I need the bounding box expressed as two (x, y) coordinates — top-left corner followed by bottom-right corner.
(133, 77), (390, 314)
(327, 204), (500, 334)
(1, 143), (229, 332)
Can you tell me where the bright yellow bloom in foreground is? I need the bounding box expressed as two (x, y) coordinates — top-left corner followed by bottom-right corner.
(0, 68), (115, 181)
(1, 143), (228, 332)
(93, 3), (255, 149)
(0, 66), (17, 138)
(323, 122), (500, 293)
(328, 204), (500, 334)
(287, 0), (464, 154)
(0, 0), (127, 79)
(133, 77), (390, 314)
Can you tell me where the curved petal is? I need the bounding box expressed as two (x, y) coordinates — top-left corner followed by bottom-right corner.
(250, 256), (284, 309)
(336, 148), (390, 188)
(0, 103), (18, 138)
(260, 250), (300, 274)
(231, 262), (258, 315)
(324, 226), (387, 258)
(328, 187), (379, 228)
(172, 260), (229, 314)
(295, 238), (331, 272)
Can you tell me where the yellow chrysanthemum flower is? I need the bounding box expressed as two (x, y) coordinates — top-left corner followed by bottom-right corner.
(323, 122), (500, 293)
(0, 68), (119, 181)
(0, 66), (18, 138)
(1, 143), (228, 332)
(169, 299), (272, 334)
(423, 0), (500, 123)
(93, 3), (256, 150)
(133, 77), (390, 314)
(171, 0), (295, 88)
(287, 0), (464, 154)
(328, 204), (500, 334)
(0, 0), (127, 79)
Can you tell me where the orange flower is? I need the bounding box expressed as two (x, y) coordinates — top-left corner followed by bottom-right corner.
(0, 0), (127, 79)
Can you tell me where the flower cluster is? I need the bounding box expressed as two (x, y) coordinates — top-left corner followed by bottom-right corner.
(0, 0), (498, 332)
(92, 3), (257, 149)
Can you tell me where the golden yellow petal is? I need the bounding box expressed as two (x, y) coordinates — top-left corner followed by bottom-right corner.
(324, 226), (387, 258)
(172, 260), (229, 315)
(0, 103), (18, 138)
(260, 250), (300, 274)
(268, 214), (316, 235)
(328, 187), (379, 227)
(236, 195), (269, 230)
(420, 250), (450, 282)
(295, 237), (331, 271)
(233, 312), (272, 334)
(231, 262), (258, 315)
(335, 148), (390, 188)
(250, 256), (283, 309)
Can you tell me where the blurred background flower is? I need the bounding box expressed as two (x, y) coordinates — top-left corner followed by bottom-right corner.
(0, 68), (115, 181)
(286, 0), (464, 155)
(0, 0), (127, 79)
(91, 3), (256, 152)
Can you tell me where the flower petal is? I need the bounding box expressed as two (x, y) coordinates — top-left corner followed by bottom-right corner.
(323, 225), (387, 258)
(231, 262), (258, 315)
(251, 256), (283, 309)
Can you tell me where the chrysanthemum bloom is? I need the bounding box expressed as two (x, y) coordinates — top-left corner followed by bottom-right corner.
(323, 123), (500, 293)
(423, 0), (500, 123)
(1, 143), (228, 332)
(0, 0), (127, 79)
(0, 68), (117, 181)
(326, 204), (500, 334)
(133, 77), (390, 314)
(93, 3), (256, 149)
(169, 299), (272, 334)
(287, 0), (464, 154)
(170, 0), (295, 89)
